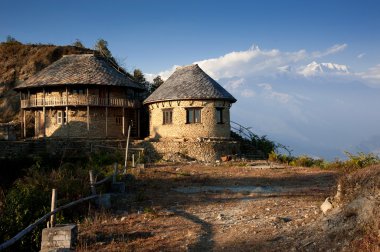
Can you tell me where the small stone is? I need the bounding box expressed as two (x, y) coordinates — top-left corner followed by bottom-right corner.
(320, 197), (333, 215)
(217, 214), (225, 220)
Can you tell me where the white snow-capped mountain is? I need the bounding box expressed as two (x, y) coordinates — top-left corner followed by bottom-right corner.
(299, 61), (349, 77)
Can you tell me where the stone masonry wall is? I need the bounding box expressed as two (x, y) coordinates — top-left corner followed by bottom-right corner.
(148, 100), (231, 139)
(136, 139), (240, 163)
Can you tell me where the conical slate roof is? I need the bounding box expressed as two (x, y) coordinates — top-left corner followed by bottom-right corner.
(15, 54), (144, 90)
(143, 64), (236, 104)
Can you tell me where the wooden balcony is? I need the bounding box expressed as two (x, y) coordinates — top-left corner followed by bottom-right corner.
(21, 96), (141, 109)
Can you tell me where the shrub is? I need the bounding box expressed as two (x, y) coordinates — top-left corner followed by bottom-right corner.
(344, 151), (380, 170)
(0, 152), (115, 251)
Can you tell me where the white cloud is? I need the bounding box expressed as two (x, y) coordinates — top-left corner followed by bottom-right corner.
(357, 53), (366, 59)
(240, 89), (255, 97)
(147, 43), (350, 84)
(146, 65), (180, 81)
(224, 78), (245, 91)
(277, 65), (292, 73)
(257, 83), (291, 104)
(193, 45), (309, 80)
(312, 44), (348, 58)
(144, 73), (155, 83)
(358, 64), (380, 87)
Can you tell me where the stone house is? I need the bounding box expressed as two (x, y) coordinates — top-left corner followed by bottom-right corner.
(14, 54), (145, 138)
(143, 64), (237, 141)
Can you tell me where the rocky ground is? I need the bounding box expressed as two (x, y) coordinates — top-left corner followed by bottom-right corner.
(77, 162), (379, 251)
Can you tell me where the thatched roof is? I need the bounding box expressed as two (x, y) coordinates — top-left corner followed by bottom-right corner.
(15, 54), (144, 90)
(144, 64), (236, 104)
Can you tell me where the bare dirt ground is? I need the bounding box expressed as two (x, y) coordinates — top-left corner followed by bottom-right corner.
(78, 161), (341, 251)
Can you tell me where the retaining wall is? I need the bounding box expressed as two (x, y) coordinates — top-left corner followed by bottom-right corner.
(0, 138), (240, 163)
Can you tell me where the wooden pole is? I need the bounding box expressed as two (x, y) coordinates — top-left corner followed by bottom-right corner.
(137, 109), (140, 138)
(89, 170), (96, 195)
(34, 110), (38, 138)
(132, 154), (135, 168)
(23, 109), (26, 138)
(43, 88), (46, 138)
(105, 107), (108, 137)
(122, 107), (125, 136)
(87, 87), (90, 135)
(65, 87), (69, 138)
(123, 125), (131, 174)
(50, 189), (57, 228)
(19, 93), (23, 138)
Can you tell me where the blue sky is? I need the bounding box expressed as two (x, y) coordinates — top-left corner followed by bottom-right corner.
(2, 0), (380, 159)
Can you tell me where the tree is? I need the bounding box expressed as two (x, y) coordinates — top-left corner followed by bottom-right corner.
(4, 35), (21, 44)
(94, 38), (112, 58)
(72, 39), (84, 48)
(133, 69), (146, 83)
(151, 75), (164, 92)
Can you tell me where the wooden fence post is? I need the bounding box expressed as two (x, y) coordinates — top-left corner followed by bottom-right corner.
(89, 170), (96, 195)
(123, 125), (131, 174)
(50, 189), (57, 228)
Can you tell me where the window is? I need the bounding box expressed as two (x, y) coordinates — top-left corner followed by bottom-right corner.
(71, 89), (84, 95)
(216, 108), (224, 124)
(186, 108), (201, 124)
(163, 109), (173, 125)
(57, 111), (62, 124)
(57, 111), (67, 125)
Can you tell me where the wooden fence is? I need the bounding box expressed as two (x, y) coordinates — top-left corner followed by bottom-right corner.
(0, 165), (119, 251)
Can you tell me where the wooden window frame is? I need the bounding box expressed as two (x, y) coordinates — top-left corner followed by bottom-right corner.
(186, 108), (202, 124)
(57, 110), (67, 125)
(163, 109), (173, 125)
(57, 111), (63, 125)
(216, 107), (224, 124)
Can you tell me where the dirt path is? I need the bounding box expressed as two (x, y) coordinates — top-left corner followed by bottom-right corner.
(78, 162), (339, 251)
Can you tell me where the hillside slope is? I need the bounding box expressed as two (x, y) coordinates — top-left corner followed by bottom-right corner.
(0, 42), (93, 123)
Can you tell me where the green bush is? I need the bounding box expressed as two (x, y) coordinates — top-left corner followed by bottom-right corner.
(344, 151), (380, 170)
(280, 152), (380, 171)
(290, 155), (316, 167)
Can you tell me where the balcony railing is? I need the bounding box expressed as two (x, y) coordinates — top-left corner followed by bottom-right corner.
(21, 96), (141, 109)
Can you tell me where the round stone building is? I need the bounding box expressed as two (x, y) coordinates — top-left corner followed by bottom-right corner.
(143, 64), (237, 140)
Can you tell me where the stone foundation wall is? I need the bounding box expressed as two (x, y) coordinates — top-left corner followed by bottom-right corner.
(136, 139), (240, 162)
